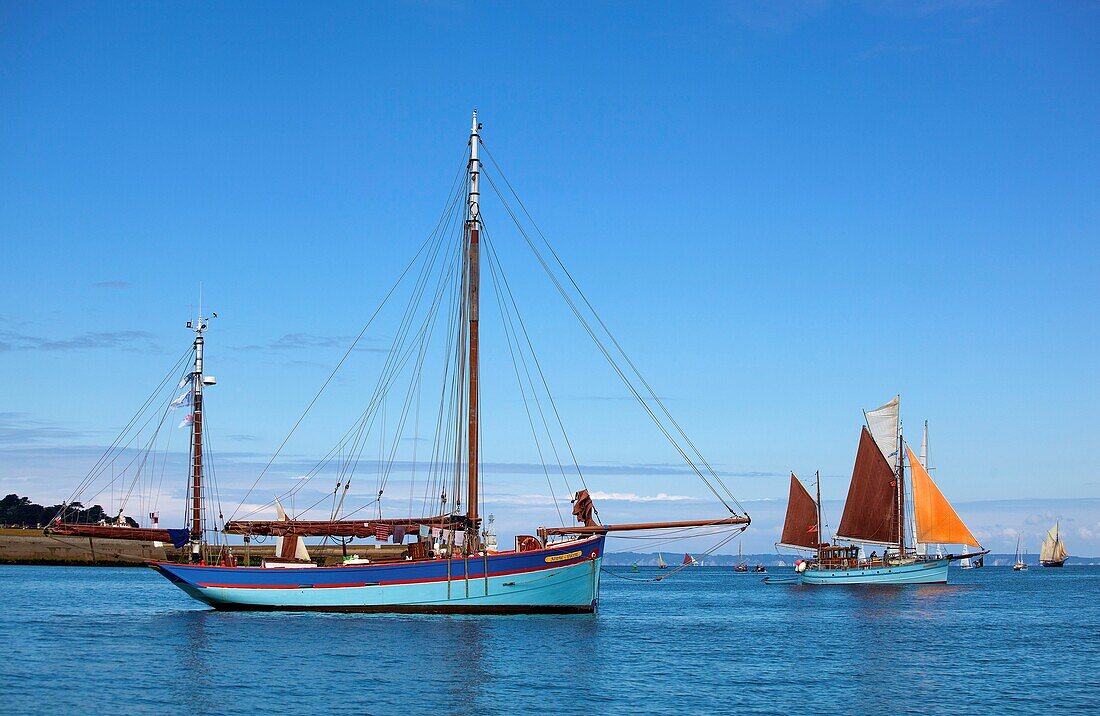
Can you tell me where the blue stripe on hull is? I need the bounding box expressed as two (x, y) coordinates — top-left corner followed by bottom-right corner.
(151, 535), (604, 613)
(800, 558), (950, 585)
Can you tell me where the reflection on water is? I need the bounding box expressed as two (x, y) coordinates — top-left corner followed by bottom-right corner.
(2, 565), (1096, 715)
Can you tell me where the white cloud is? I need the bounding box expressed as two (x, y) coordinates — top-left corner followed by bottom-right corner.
(588, 491), (698, 503)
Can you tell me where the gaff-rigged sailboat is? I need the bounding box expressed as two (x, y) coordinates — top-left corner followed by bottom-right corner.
(776, 397), (986, 585)
(1040, 521), (1069, 567)
(137, 112), (748, 613)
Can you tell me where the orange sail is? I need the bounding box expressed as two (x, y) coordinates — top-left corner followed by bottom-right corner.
(836, 426), (899, 544)
(907, 445), (980, 548)
(779, 473), (819, 549)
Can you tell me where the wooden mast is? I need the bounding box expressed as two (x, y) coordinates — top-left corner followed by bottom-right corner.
(191, 332), (203, 546)
(815, 469), (823, 563)
(896, 418), (905, 558)
(465, 110), (482, 551)
(187, 310), (213, 561)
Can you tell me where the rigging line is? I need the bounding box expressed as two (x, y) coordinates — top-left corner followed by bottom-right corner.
(72, 344), (191, 499)
(483, 226), (566, 526)
(409, 360), (421, 520)
(365, 229), (462, 517)
(373, 233), (466, 500)
(334, 244), (461, 516)
(117, 401), (172, 514)
(601, 528), (743, 582)
(79, 390), (180, 511)
(482, 168), (736, 513)
(482, 226), (583, 496)
(60, 345), (193, 516)
(290, 181), (468, 517)
(291, 189), (465, 505)
(605, 525), (748, 549)
(230, 232), (443, 521)
(482, 228), (573, 510)
(201, 407), (225, 536)
(481, 144), (746, 514)
(485, 163), (734, 508)
(248, 195), (466, 521)
(422, 242), (464, 517)
(230, 146), (470, 522)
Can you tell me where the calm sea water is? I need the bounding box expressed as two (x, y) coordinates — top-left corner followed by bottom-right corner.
(2, 564), (1096, 715)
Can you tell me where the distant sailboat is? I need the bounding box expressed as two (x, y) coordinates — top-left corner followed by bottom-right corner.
(1040, 521), (1069, 568)
(1013, 536), (1028, 571)
(734, 542), (748, 572)
(683, 553), (699, 567)
(657, 553), (667, 570)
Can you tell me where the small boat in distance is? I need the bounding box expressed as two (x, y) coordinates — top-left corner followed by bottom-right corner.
(657, 553), (667, 570)
(1013, 536), (1028, 571)
(734, 542), (748, 572)
(683, 553), (700, 567)
(1040, 521), (1069, 567)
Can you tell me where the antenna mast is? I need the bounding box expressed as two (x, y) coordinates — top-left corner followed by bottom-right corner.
(465, 110), (482, 552)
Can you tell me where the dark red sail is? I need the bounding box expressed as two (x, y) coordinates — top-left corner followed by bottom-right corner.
(779, 473), (819, 549)
(835, 426), (899, 545)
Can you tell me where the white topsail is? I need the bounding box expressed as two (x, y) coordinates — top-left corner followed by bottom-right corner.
(864, 395), (901, 470)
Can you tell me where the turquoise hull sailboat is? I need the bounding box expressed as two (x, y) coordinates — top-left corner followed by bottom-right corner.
(775, 397), (985, 586)
(799, 558), (949, 585)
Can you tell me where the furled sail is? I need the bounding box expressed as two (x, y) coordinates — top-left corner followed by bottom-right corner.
(779, 473), (819, 550)
(1040, 522), (1068, 563)
(864, 395), (900, 470)
(274, 498), (311, 562)
(907, 445), (980, 548)
(836, 426), (899, 545)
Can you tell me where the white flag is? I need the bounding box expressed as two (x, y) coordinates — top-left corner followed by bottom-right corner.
(178, 373), (192, 389)
(178, 413), (194, 429)
(169, 389), (192, 411)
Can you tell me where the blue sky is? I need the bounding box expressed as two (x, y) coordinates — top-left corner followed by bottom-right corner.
(1, 2), (1098, 553)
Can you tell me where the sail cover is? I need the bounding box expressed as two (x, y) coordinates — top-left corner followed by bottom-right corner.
(779, 473), (819, 549)
(1040, 522), (1068, 562)
(836, 426), (899, 544)
(907, 445), (980, 548)
(864, 395), (900, 470)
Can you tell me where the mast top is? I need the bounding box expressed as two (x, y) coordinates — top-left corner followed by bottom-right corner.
(468, 110), (481, 224)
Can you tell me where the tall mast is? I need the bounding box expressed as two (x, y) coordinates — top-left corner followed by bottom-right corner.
(815, 470), (823, 563)
(188, 311), (213, 559)
(896, 418), (906, 557)
(465, 110), (482, 550)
